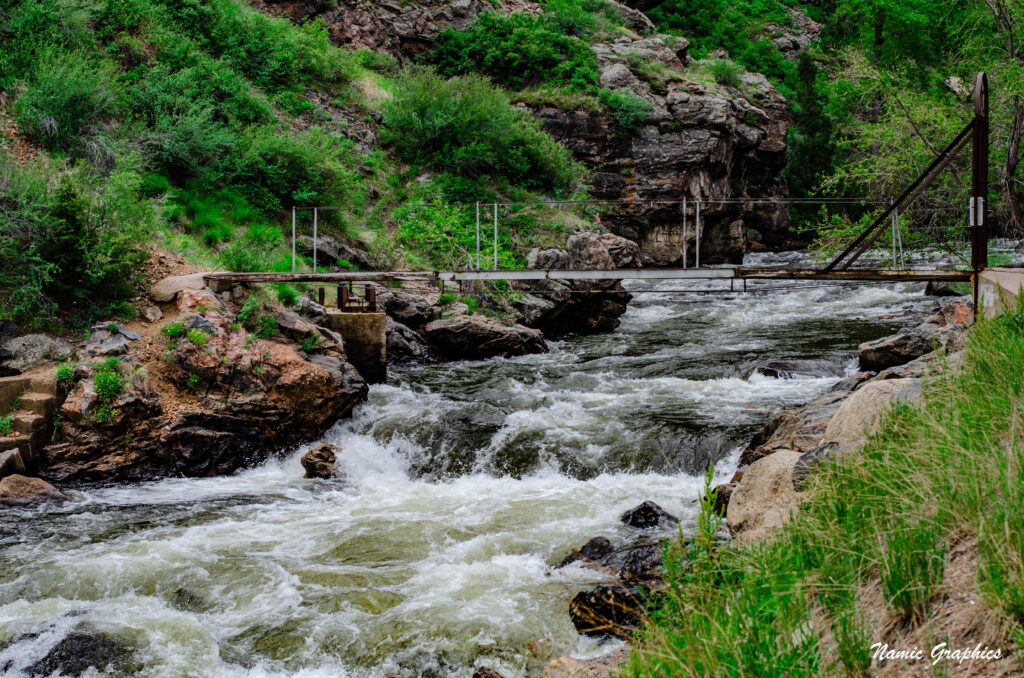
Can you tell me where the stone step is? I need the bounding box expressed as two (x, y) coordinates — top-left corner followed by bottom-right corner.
(11, 412), (46, 436)
(28, 372), (58, 397)
(0, 375), (30, 414)
(18, 392), (56, 417)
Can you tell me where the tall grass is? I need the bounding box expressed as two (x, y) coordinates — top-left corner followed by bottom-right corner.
(626, 299), (1024, 676)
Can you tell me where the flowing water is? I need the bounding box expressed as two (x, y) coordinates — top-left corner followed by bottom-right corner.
(0, 250), (999, 677)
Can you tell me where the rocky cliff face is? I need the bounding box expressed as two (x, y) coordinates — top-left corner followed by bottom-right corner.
(253, 0), (539, 55)
(531, 36), (792, 265)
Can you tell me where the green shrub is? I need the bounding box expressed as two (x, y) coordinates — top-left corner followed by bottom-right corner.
(274, 284), (301, 307)
(707, 58), (742, 87)
(299, 334), (323, 352)
(437, 292), (457, 305)
(186, 374), (200, 390)
(237, 294), (277, 338)
(163, 321), (186, 339)
(14, 50), (121, 156)
(430, 12), (600, 91)
(598, 89), (653, 136)
(186, 329), (209, 346)
(382, 67), (584, 192)
(93, 365), (125, 400)
(55, 363), (75, 387)
(0, 416), (11, 435)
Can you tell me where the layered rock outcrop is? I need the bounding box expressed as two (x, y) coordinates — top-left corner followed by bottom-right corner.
(532, 35), (792, 265)
(43, 298), (367, 483)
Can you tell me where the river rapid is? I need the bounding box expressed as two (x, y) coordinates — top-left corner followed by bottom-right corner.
(0, 251), (969, 677)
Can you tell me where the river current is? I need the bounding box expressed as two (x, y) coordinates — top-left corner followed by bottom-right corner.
(0, 251), (989, 677)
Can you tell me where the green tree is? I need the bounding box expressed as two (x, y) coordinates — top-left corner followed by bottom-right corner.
(786, 52), (835, 212)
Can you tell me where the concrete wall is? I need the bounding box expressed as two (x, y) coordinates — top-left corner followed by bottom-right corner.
(978, 268), (1024, 319)
(325, 311), (387, 384)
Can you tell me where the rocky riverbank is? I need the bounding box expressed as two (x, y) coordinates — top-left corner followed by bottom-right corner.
(541, 293), (975, 676)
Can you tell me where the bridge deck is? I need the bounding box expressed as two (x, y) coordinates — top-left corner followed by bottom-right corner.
(205, 267), (973, 285)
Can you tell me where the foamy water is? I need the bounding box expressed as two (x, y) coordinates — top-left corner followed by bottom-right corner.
(2, 248), (1014, 677)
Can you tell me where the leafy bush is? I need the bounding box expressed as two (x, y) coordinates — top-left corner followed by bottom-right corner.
(93, 363), (125, 400)
(237, 294), (277, 338)
(55, 364), (75, 388)
(598, 89), (653, 136)
(707, 58), (742, 87)
(274, 283), (300, 307)
(430, 12), (599, 91)
(0, 416), (11, 435)
(14, 50), (121, 157)
(382, 67), (584, 192)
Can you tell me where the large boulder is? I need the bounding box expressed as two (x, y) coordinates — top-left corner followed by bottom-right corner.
(422, 315), (547, 360)
(1, 334), (73, 372)
(823, 378), (922, 449)
(0, 474), (68, 508)
(727, 449), (803, 543)
(43, 311), (368, 482)
(386, 317), (437, 364)
(376, 288), (435, 329)
(858, 324), (959, 372)
(149, 272), (207, 302)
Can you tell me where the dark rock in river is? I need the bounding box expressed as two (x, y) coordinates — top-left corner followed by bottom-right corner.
(301, 443), (340, 479)
(618, 543), (664, 585)
(712, 482), (737, 516)
(756, 359), (845, 379)
(621, 500), (678, 529)
(386, 317), (437, 364)
(28, 631), (138, 677)
(376, 288), (435, 329)
(558, 536), (614, 568)
(472, 668), (507, 678)
(422, 315), (547, 360)
(569, 585), (643, 638)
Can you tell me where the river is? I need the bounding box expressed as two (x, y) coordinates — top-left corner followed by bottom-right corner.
(0, 251), (975, 677)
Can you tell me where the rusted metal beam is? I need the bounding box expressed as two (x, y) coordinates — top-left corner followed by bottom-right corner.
(206, 267), (972, 285)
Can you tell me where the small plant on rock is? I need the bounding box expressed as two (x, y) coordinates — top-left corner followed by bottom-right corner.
(0, 415), (11, 435)
(300, 334), (324, 352)
(106, 322), (119, 333)
(186, 374), (200, 390)
(186, 329), (209, 346)
(55, 363), (74, 389)
(94, 367), (125, 401)
(163, 321), (186, 339)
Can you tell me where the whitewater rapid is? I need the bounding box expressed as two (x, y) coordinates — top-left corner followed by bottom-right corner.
(4, 249), (1009, 677)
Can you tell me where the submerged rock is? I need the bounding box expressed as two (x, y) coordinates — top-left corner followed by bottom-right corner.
(0, 474), (67, 508)
(301, 443), (340, 479)
(28, 631), (137, 677)
(472, 668), (507, 678)
(620, 501), (677, 529)
(558, 536), (614, 568)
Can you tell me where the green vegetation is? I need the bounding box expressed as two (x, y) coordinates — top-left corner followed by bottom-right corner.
(186, 374), (200, 390)
(381, 68), (584, 193)
(162, 322), (186, 339)
(0, 416), (11, 436)
(93, 359), (125, 401)
(626, 300), (1024, 676)
(55, 364), (75, 388)
(186, 329), (209, 346)
(237, 294), (277, 339)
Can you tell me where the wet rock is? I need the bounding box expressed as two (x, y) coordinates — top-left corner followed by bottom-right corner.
(558, 536), (614, 568)
(618, 543), (663, 585)
(569, 585), (643, 638)
(1, 335), (73, 372)
(924, 281), (959, 297)
(620, 500), (677, 529)
(473, 668), (506, 678)
(386, 317), (437, 364)
(301, 443), (340, 479)
(858, 324), (958, 372)
(376, 288), (434, 329)
(149, 272), (206, 302)
(740, 387), (860, 466)
(422, 316), (547, 360)
(823, 378), (921, 449)
(0, 474), (67, 508)
(756, 359), (845, 379)
(28, 631), (137, 677)
(712, 482), (737, 516)
(829, 371), (874, 393)
(141, 305), (163, 322)
(727, 449), (802, 543)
